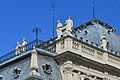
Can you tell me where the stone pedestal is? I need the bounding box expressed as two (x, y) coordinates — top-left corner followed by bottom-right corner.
(30, 47), (38, 71)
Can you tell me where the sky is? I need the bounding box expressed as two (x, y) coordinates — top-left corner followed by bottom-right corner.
(0, 0), (120, 56)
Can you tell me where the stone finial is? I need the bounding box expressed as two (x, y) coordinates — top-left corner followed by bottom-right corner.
(65, 16), (73, 36)
(15, 42), (21, 55)
(101, 33), (107, 51)
(56, 20), (63, 39)
(29, 70), (43, 79)
(22, 38), (27, 52)
(30, 47), (39, 71)
(25, 47), (43, 80)
(25, 70), (43, 80)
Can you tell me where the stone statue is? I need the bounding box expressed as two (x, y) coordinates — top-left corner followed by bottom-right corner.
(65, 16), (73, 36)
(21, 38), (27, 52)
(15, 42), (21, 55)
(56, 20), (63, 39)
(101, 33), (107, 51)
(65, 16), (73, 31)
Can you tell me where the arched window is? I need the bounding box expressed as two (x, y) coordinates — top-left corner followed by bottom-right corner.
(84, 78), (90, 80)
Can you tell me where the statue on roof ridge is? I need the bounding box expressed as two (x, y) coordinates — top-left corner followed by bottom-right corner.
(56, 17), (73, 39)
(65, 16), (73, 36)
(22, 38), (27, 52)
(101, 33), (107, 51)
(65, 16), (73, 31)
(57, 20), (63, 28)
(15, 42), (21, 55)
(56, 20), (63, 39)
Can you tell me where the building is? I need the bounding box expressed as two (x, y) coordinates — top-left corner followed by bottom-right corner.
(0, 17), (120, 80)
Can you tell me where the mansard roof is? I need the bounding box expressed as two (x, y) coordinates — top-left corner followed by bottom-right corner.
(0, 39), (56, 65)
(74, 18), (115, 30)
(0, 18), (120, 66)
(73, 18), (120, 56)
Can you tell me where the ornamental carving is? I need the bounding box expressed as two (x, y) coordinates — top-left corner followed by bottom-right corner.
(42, 63), (52, 74)
(13, 67), (21, 79)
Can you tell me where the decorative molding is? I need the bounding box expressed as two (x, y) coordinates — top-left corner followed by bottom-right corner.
(25, 70), (43, 80)
(42, 63), (52, 74)
(13, 66), (21, 79)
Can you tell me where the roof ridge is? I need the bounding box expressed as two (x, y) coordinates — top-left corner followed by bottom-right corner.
(74, 18), (116, 31)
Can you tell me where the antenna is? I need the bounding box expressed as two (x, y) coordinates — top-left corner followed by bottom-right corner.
(52, 2), (55, 38)
(32, 27), (41, 47)
(93, 0), (95, 18)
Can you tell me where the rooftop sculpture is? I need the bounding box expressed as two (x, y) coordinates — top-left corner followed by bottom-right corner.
(56, 16), (73, 39)
(15, 42), (21, 55)
(56, 20), (63, 39)
(65, 16), (73, 36)
(22, 38), (27, 52)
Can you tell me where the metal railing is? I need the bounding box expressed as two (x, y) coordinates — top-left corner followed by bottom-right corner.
(0, 39), (44, 64)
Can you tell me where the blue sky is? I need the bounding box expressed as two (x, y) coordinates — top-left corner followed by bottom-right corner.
(0, 0), (120, 56)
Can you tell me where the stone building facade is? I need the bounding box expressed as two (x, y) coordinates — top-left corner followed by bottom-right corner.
(0, 18), (120, 80)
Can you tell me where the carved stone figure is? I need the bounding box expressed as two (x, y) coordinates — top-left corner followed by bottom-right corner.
(65, 16), (73, 31)
(101, 33), (107, 51)
(15, 42), (21, 55)
(21, 38), (27, 52)
(79, 74), (86, 80)
(65, 16), (73, 36)
(13, 67), (21, 79)
(56, 20), (63, 39)
(42, 63), (52, 74)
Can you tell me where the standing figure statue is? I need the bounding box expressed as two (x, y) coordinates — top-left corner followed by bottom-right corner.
(101, 33), (107, 51)
(15, 42), (21, 55)
(56, 20), (63, 39)
(65, 16), (73, 35)
(22, 38), (27, 52)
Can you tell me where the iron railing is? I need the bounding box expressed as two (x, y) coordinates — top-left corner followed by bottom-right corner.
(0, 39), (44, 64)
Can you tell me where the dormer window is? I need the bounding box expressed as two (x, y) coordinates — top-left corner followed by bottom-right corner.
(42, 63), (52, 74)
(0, 75), (3, 80)
(75, 35), (77, 37)
(86, 40), (88, 42)
(107, 29), (110, 34)
(80, 37), (83, 40)
(84, 31), (88, 35)
(91, 42), (93, 44)
(13, 67), (21, 79)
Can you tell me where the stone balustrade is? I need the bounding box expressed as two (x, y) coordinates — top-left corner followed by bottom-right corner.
(52, 36), (120, 69)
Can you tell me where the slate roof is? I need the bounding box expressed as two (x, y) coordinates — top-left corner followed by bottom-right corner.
(1, 18), (120, 65)
(73, 18), (120, 56)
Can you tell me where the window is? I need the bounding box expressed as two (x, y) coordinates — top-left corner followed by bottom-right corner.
(0, 75), (3, 80)
(84, 78), (90, 80)
(42, 64), (52, 74)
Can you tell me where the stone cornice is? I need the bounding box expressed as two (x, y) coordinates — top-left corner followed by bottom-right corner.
(54, 51), (120, 77)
